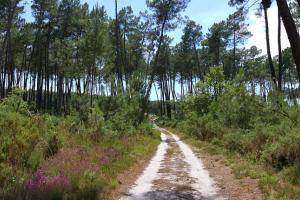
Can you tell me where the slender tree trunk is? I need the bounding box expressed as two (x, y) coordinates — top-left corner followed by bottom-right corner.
(164, 72), (171, 119)
(90, 67), (94, 108)
(0, 1), (18, 90)
(140, 13), (170, 121)
(115, 0), (123, 92)
(153, 83), (161, 115)
(193, 42), (202, 80)
(278, 9), (283, 91)
(189, 72), (193, 94)
(57, 74), (63, 114)
(263, 5), (277, 86)
(233, 28), (237, 78)
(180, 73), (184, 97)
(123, 19), (128, 90)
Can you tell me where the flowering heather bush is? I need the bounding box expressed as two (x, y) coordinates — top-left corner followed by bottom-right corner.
(23, 145), (123, 200)
(40, 147), (99, 178)
(24, 170), (71, 200)
(100, 147), (120, 165)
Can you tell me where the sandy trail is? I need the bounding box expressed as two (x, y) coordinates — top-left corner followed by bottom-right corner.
(120, 129), (223, 200)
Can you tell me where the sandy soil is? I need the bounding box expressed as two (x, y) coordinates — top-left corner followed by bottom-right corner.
(116, 128), (263, 200)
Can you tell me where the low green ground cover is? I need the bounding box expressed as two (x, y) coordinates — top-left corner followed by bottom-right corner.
(157, 68), (300, 199)
(0, 90), (160, 200)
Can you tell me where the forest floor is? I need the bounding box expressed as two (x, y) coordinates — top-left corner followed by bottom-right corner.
(115, 127), (263, 200)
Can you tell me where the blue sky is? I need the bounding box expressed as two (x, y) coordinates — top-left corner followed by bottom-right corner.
(23, 0), (289, 53)
(82, 0), (289, 54)
(24, 0), (236, 44)
(93, 0), (237, 43)
(82, 0), (236, 38)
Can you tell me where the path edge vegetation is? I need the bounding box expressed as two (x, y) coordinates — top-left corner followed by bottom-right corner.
(164, 127), (300, 200)
(0, 90), (161, 199)
(155, 65), (300, 199)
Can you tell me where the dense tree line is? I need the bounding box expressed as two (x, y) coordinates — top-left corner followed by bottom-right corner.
(1, 1), (300, 198)
(0, 0), (299, 119)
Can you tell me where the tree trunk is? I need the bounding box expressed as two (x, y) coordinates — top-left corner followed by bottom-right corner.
(140, 13), (169, 121)
(263, 5), (277, 86)
(278, 9), (283, 91)
(233, 28), (237, 78)
(193, 42), (202, 80)
(277, 0), (300, 82)
(115, 0), (123, 92)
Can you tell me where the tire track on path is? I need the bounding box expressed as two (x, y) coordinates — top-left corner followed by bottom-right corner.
(120, 128), (223, 200)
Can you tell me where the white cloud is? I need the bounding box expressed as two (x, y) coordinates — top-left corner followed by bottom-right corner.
(247, 6), (290, 56)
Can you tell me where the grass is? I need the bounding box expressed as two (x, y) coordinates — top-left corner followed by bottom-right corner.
(0, 91), (162, 199)
(100, 132), (160, 180)
(169, 128), (300, 200)
(0, 110), (161, 200)
(42, 128), (161, 199)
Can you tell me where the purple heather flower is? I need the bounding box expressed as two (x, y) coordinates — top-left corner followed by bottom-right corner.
(24, 170), (71, 199)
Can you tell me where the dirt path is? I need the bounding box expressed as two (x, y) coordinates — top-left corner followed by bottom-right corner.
(119, 128), (262, 200)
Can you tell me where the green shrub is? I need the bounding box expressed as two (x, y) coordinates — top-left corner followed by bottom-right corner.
(261, 132), (300, 169)
(72, 171), (106, 200)
(0, 89), (29, 115)
(0, 163), (24, 200)
(177, 113), (222, 141)
(135, 122), (154, 135)
(0, 109), (67, 199)
(70, 96), (90, 124)
(286, 104), (300, 127)
(222, 130), (255, 155)
(181, 94), (211, 116)
(156, 116), (177, 128)
(217, 84), (258, 129)
(27, 145), (44, 172)
(0, 111), (38, 167)
(0, 91), (158, 199)
(44, 134), (60, 159)
(280, 165), (300, 185)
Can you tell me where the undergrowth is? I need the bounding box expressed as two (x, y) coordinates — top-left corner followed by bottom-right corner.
(0, 90), (160, 200)
(158, 68), (300, 200)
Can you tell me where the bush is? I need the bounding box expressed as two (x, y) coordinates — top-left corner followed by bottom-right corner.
(135, 122), (154, 135)
(177, 113), (223, 141)
(222, 130), (255, 155)
(170, 67), (300, 192)
(70, 96), (90, 124)
(0, 89), (29, 115)
(0, 111), (39, 167)
(27, 145), (44, 172)
(0, 108), (67, 199)
(280, 165), (300, 185)
(156, 116), (177, 128)
(72, 171), (105, 200)
(181, 94), (211, 116)
(0, 90), (158, 199)
(0, 163), (24, 200)
(44, 134), (60, 159)
(23, 170), (71, 200)
(261, 132), (300, 169)
(217, 84), (258, 129)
